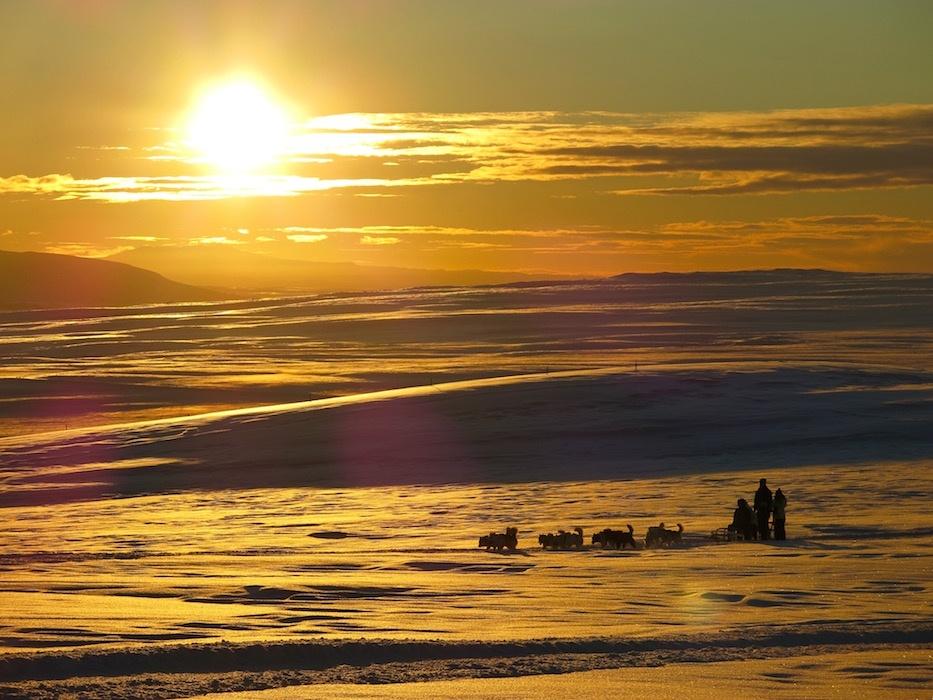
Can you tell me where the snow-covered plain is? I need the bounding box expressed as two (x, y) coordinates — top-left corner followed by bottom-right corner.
(186, 651), (933, 699)
(0, 273), (931, 698)
(2, 271), (931, 438)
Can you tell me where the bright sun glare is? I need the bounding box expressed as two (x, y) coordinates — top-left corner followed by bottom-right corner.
(186, 79), (291, 174)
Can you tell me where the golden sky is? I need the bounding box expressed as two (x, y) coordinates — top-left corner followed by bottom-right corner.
(1, 0), (932, 274)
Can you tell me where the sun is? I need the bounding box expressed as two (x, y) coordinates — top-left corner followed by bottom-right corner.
(185, 79), (291, 174)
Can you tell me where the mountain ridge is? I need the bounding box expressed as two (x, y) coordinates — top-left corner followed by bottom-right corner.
(0, 250), (223, 310)
(110, 246), (561, 292)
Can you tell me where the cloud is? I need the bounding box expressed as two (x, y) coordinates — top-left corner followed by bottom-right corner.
(275, 218), (933, 265)
(661, 214), (933, 239)
(360, 235), (400, 245)
(110, 235), (166, 242)
(189, 236), (244, 245)
(279, 227), (330, 243)
(286, 233), (328, 243)
(270, 225), (563, 239)
(44, 243), (134, 258)
(3, 104), (932, 201)
(296, 105), (933, 195)
(616, 172), (932, 196)
(0, 173), (439, 203)
(533, 109), (933, 195)
(20, 215), (929, 272)
(0, 173), (85, 195)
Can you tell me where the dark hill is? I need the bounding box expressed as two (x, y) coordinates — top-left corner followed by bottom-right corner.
(0, 250), (223, 310)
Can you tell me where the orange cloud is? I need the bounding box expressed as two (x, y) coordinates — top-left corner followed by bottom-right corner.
(44, 243), (134, 258)
(286, 233), (328, 244)
(360, 235), (400, 245)
(189, 236), (244, 245)
(3, 104), (931, 202)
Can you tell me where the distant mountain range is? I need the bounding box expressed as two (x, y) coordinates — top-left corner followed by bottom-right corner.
(4, 247), (920, 312)
(610, 268), (853, 282)
(0, 250), (222, 310)
(110, 246), (553, 293)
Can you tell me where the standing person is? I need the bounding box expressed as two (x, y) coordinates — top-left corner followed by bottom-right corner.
(773, 488), (787, 540)
(754, 478), (773, 540)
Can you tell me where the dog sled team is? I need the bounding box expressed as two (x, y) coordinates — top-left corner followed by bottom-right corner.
(478, 477), (788, 552)
(478, 521), (684, 552)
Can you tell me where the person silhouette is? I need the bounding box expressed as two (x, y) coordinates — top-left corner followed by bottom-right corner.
(754, 478), (773, 540)
(773, 488), (787, 540)
(732, 498), (756, 541)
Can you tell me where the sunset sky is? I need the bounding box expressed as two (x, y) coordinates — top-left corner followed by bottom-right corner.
(2, 0), (932, 275)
